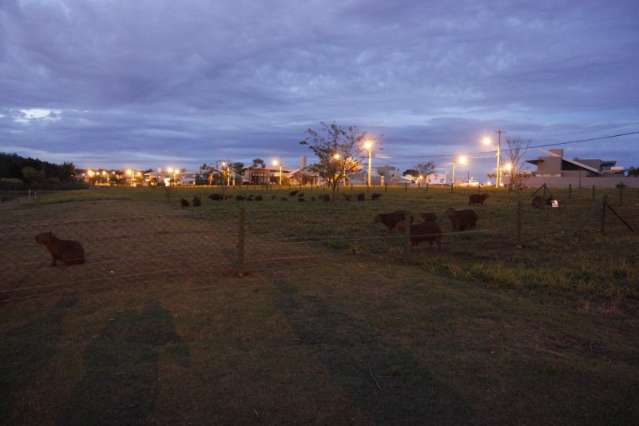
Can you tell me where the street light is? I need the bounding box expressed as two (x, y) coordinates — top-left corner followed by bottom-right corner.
(482, 130), (504, 187)
(272, 159), (282, 185)
(363, 139), (374, 187)
(451, 155), (469, 185)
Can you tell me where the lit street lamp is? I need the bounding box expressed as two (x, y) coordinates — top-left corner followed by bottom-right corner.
(272, 159), (282, 185)
(363, 139), (374, 187)
(451, 155), (469, 186)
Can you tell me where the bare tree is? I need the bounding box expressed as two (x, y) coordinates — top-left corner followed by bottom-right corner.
(300, 122), (365, 196)
(415, 161), (436, 180)
(505, 137), (530, 188)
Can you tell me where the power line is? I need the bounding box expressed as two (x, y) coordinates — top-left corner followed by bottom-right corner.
(419, 130), (639, 161)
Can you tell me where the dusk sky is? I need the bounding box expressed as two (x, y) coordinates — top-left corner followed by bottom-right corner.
(1, 0), (638, 176)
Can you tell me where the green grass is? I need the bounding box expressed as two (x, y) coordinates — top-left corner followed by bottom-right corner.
(2, 188), (639, 424)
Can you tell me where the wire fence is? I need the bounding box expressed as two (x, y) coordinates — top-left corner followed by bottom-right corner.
(1, 188), (637, 303)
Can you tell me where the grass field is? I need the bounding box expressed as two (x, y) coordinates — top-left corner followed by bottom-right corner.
(1, 186), (638, 425)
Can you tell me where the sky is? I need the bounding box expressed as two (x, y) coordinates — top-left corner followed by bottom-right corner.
(1, 0), (638, 177)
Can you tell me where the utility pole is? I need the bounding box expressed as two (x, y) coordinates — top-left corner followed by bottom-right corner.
(496, 129), (503, 188)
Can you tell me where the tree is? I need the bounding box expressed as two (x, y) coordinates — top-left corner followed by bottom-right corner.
(252, 158), (265, 168)
(505, 137), (530, 188)
(403, 169), (420, 180)
(627, 166), (639, 177)
(300, 122), (364, 195)
(415, 161), (436, 180)
(21, 166), (45, 185)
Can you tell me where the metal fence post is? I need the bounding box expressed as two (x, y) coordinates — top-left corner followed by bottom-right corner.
(516, 200), (522, 246)
(404, 183), (408, 192)
(237, 207), (246, 275)
(568, 183), (572, 199)
(600, 195), (607, 235)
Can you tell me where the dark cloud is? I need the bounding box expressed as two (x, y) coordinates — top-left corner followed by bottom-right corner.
(1, 0), (638, 173)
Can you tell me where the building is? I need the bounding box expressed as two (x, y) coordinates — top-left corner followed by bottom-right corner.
(519, 149), (637, 188)
(527, 149), (621, 177)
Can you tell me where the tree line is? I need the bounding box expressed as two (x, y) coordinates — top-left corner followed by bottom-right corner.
(0, 152), (83, 189)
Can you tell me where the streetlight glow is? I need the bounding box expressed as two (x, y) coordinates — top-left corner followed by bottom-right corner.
(482, 136), (492, 146)
(333, 153), (341, 160)
(363, 140), (373, 150)
(457, 155), (468, 165)
(272, 159), (279, 167)
(504, 162), (513, 172)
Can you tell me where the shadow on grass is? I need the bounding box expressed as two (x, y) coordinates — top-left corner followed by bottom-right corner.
(0, 296), (78, 420)
(274, 280), (472, 425)
(57, 301), (190, 426)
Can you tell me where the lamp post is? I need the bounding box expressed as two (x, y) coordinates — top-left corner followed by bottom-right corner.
(482, 130), (503, 187)
(363, 139), (374, 187)
(451, 155), (468, 187)
(272, 159), (282, 185)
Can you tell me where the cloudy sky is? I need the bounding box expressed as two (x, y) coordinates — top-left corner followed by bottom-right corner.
(1, 0), (638, 176)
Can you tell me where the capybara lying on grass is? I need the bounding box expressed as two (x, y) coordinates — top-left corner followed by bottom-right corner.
(357, 193), (366, 201)
(298, 197), (305, 202)
(192, 195), (201, 207)
(410, 221), (442, 248)
(180, 198), (190, 207)
(371, 193), (382, 200)
(235, 195), (245, 201)
(343, 194), (352, 201)
(320, 194), (331, 202)
(208, 193), (223, 201)
(469, 193), (489, 206)
(290, 190), (299, 196)
(36, 232), (85, 266)
(532, 195), (553, 209)
(280, 197), (288, 201)
(374, 210), (414, 231)
(421, 212), (437, 222)
(255, 195), (263, 201)
(446, 208), (478, 231)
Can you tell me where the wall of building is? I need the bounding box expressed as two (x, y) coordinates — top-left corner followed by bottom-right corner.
(520, 176), (639, 188)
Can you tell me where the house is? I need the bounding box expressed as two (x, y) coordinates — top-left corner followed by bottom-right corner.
(527, 149), (621, 177)
(242, 166), (291, 184)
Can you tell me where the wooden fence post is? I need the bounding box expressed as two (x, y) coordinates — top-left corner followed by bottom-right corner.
(618, 184), (624, 206)
(404, 183), (408, 192)
(592, 184), (596, 201)
(237, 207), (246, 275)
(600, 195), (607, 235)
(568, 183), (572, 199)
(450, 183), (454, 193)
(384, 182), (388, 192)
(404, 218), (412, 255)
(516, 200), (522, 246)
(426, 182), (429, 192)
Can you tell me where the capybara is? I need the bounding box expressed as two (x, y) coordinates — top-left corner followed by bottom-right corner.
(468, 194), (489, 206)
(271, 195), (277, 200)
(343, 194), (352, 201)
(410, 221), (442, 248)
(297, 193), (304, 198)
(357, 193), (365, 201)
(192, 195), (201, 207)
(298, 197), (305, 202)
(280, 197), (288, 201)
(421, 212), (437, 222)
(446, 208), (478, 231)
(180, 198), (190, 208)
(255, 195), (263, 201)
(208, 193), (223, 201)
(247, 195), (254, 201)
(290, 190), (299, 196)
(311, 196), (316, 201)
(320, 194), (331, 202)
(371, 193), (382, 200)
(236, 195), (245, 201)
(35, 232), (85, 266)
(374, 210), (414, 231)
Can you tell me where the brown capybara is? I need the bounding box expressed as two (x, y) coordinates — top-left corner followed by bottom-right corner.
(410, 221), (442, 248)
(320, 194), (331, 202)
(180, 198), (190, 207)
(343, 194), (352, 201)
(421, 212), (437, 222)
(208, 193), (223, 201)
(235, 195), (245, 201)
(371, 193), (382, 200)
(255, 195), (263, 201)
(446, 208), (478, 231)
(374, 210), (414, 231)
(290, 190), (299, 196)
(192, 195), (201, 207)
(468, 193), (489, 206)
(35, 232), (85, 266)
(357, 193), (366, 201)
